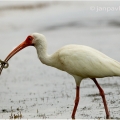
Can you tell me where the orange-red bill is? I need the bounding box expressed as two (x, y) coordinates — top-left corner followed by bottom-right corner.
(0, 38), (33, 75)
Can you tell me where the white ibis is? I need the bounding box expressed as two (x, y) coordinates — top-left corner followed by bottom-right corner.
(1, 33), (120, 119)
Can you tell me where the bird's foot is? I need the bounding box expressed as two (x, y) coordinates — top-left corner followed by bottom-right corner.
(71, 115), (75, 120)
(106, 115), (110, 119)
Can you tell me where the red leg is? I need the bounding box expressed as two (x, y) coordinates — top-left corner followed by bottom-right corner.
(92, 78), (110, 119)
(71, 86), (80, 119)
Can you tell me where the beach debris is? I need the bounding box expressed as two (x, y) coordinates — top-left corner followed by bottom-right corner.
(9, 111), (22, 119)
(0, 59), (9, 68)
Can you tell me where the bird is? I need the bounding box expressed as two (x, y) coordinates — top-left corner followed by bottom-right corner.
(1, 33), (120, 119)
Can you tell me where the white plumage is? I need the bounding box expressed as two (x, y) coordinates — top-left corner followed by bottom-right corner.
(58, 45), (120, 78)
(33, 33), (120, 84)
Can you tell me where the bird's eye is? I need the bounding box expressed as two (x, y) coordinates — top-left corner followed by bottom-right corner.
(27, 36), (33, 40)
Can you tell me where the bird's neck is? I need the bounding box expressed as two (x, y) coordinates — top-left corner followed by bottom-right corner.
(35, 43), (52, 66)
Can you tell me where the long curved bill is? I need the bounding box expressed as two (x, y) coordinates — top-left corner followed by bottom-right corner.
(0, 40), (33, 75)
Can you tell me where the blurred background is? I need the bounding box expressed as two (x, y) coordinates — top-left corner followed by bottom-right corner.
(0, 1), (120, 119)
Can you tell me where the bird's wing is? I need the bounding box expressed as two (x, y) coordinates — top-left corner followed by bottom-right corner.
(58, 45), (120, 78)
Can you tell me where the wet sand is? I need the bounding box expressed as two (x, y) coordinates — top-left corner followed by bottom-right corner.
(0, 1), (120, 119)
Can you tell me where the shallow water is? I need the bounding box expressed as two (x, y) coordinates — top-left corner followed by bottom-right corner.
(0, 1), (120, 119)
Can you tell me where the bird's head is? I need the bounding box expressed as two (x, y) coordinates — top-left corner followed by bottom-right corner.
(0, 33), (45, 74)
(4, 33), (46, 61)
